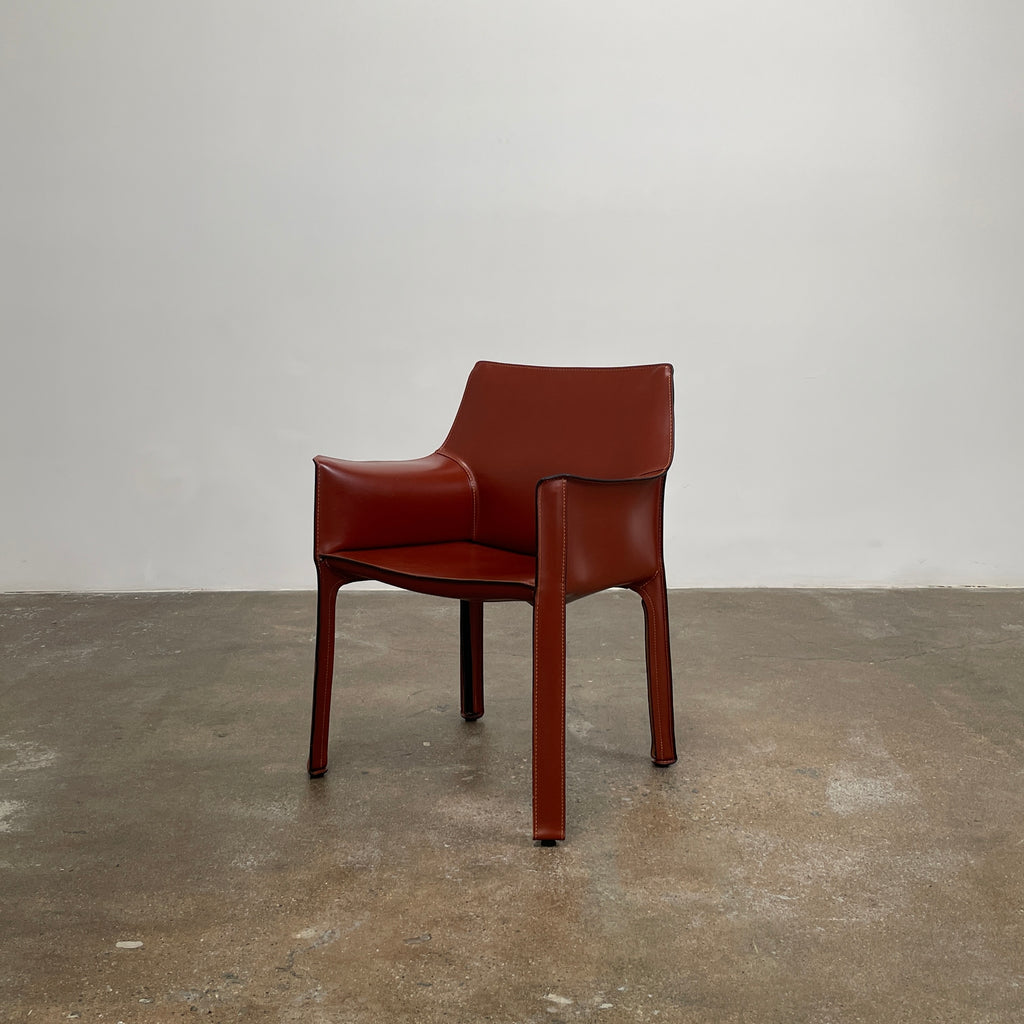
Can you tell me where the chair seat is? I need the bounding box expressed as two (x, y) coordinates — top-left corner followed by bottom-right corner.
(324, 541), (537, 601)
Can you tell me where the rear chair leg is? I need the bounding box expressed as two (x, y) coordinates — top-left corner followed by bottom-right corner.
(459, 600), (485, 720)
(308, 560), (349, 777)
(635, 573), (678, 766)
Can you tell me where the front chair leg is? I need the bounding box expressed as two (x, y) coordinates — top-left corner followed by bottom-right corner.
(634, 572), (677, 766)
(308, 559), (351, 777)
(459, 600), (485, 720)
(531, 592), (567, 843)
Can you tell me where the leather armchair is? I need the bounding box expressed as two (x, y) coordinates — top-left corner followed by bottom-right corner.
(308, 361), (677, 842)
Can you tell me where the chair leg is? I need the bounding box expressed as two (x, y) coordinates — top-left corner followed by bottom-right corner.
(307, 560), (350, 777)
(634, 573), (678, 766)
(459, 600), (485, 720)
(531, 593), (567, 842)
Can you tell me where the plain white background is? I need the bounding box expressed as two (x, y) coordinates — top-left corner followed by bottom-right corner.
(2, 1), (1022, 591)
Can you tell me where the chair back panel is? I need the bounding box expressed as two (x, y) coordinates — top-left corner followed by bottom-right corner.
(439, 361), (674, 554)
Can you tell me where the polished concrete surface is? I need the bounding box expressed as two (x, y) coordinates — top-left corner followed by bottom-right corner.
(2, 588), (1023, 1023)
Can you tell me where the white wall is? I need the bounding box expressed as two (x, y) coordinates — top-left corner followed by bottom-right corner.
(2, 1), (1022, 591)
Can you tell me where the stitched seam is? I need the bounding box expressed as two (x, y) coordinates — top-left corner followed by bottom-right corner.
(438, 450), (479, 541)
(532, 580), (539, 831)
(479, 362), (664, 373)
(324, 574), (336, 716)
(559, 478), (567, 830)
(667, 371), (675, 471)
(313, 461), (322, 559)
(532, 503), (541, 833)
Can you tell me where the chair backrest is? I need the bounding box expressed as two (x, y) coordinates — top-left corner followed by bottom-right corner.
(438, 361), (674, 554)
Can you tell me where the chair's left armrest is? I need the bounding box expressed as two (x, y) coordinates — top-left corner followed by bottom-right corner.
(314, 452), (474, 555)
(535, 473), (667, 598)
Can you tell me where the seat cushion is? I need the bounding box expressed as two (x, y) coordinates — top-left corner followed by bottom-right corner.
(324, 541), (536, 602)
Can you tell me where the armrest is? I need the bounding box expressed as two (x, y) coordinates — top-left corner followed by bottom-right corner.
(314, 452), (474, 555)
(535, 473), (666, 598)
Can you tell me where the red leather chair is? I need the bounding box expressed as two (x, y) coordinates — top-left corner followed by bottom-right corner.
(308, 361), (677, 842)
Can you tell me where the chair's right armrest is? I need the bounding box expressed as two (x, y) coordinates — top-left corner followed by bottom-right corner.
(314, 452), (474, 555)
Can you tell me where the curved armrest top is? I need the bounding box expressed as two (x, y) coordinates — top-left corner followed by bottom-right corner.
(314, 452), (474, 555)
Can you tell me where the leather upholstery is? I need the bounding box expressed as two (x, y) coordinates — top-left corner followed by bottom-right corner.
(439, 361), (673, 554)
(308, 361), (677, 842)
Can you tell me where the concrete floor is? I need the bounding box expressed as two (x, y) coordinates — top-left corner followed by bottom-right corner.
(1, 589), (1023, 1023)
